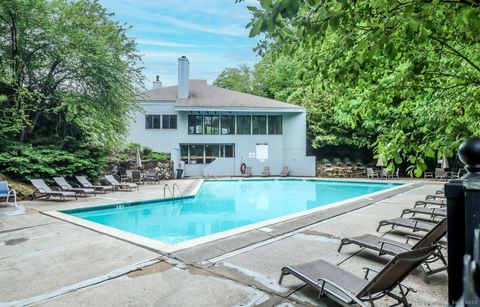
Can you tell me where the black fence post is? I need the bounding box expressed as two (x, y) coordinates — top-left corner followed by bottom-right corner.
(445, 138), (480, 305)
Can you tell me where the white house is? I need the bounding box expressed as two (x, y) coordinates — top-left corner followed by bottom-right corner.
(128, 56), (315, 177)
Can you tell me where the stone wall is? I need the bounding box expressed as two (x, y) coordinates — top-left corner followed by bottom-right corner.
(105, 160), (174, 180)
(316, 162), (367, 178)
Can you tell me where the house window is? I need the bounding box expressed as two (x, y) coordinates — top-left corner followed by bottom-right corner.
(252, 115), (267, 134)
(268, 116), (282, 134)
(145, 115), (161, 129)
(162, 115), (177, 129)
(189, 144), (204, 164)
(236, 115), (251, 135)
(204, 115), (220, 135)
(205, 144), (220, 163)
(220, 115), (235, 135)
(188, 115), (203, 134)
(180, 144), (235, 164)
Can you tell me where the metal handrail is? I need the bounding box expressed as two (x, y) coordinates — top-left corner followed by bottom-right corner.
(164, 183), (184, 216)
(172, 183), (184, 205)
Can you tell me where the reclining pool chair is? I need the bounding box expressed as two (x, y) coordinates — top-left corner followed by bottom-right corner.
(401, 207), (446, 220)
(30, 179), (77, 201)
(104, 175), (139, 191)
(53, 177), (95, 197)
(76, 176), (114, 193)
(280, 166), (289, 177)
(0, 181), (17, 207)
(339, 219), (447, 276)
(377, 217), (437, 233)
(279, 245), (437, 306)
(413, 199), (445, 208)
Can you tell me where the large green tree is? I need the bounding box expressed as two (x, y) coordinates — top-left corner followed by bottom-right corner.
(242, 0), (480, 175)
(0, 0), (143, 147)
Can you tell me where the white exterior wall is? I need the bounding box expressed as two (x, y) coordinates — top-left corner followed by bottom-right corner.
(128, 104), (315, 177)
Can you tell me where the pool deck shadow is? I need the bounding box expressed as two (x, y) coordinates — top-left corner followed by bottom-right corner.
(0, 178), (447, 306)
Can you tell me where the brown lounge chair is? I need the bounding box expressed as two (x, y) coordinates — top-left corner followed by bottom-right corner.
(279, 246), (437, 306)
(280, 166), (289, 177)
(76, 176), (114, 193)
(30, 179), (77, 201)
(105, 175), (139, 191)
(339, 219), (447, 276)
(377, 217), (437, 233)
(262, 166), (270, 177)
(54, 177), (96, 197)
(401, 207), (446, 219)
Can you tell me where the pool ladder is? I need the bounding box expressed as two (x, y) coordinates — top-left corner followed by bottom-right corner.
(163, 183), (184, 216)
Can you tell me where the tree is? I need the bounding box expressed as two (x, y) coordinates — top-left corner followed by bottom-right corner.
(0, 0), (143, 147)
(241, 0), (480, 175)
(213, 64), (254, 94)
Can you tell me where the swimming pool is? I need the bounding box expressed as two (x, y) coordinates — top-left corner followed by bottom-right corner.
(62, 179), (402, 245)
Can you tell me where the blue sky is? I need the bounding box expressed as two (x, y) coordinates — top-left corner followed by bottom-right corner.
(99, 0), (261, 88)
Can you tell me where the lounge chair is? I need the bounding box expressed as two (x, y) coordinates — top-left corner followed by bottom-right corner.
(434, 168), (446, 180)
(366, 167), (379, 178)
(76, 176), (114, 193)
(53, 177), (95, 196)
(414, 199), (445, 208)
(131, 171), (144, 184)
(262, 166), (270, 177)
(143, 170), (159, 184)
(30, 179), (77, 201)
(377, 217), (437, 233)
(280, 166), (289, 177)
(243, 166), (252, 177)
(401, 207), (446, 220)
(120, 170), (133, 182)
(339, 219), (447, 276)
(425, 193), (445, 200)
(0, 181), (17, 207)
(279, 246), (437, 306)
(105, 175), (139, 191)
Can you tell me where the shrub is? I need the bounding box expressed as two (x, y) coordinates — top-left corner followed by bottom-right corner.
(143, 146), (153, 156)
(0, 142), (107, 183)
(143, 151), (170, 161)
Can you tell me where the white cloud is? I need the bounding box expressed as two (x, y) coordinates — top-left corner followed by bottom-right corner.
(137, 39), (197, 48)
(156, 15), (248, 37)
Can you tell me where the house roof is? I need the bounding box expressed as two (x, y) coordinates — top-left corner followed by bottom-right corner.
(136, 80), (303, 110)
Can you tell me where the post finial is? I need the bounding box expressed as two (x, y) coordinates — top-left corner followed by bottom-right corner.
(458, 138), (480, 173)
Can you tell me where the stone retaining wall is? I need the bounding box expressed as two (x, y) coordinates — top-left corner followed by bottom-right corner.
(316, 162), (367, 178)
(105, 160), (174, 180)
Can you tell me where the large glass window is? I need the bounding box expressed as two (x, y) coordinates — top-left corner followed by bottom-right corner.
(189, 145), (204, 164)
(145, 115), (161, 129)
(181, 145), (189, 164)
(220, 115), (235, 135)
(252, 115), (267, 134)
(162, 115), (177, 129)
(188, 115), (203, 134)
(223, 144), (234, 157)
(268, 116), (282, 134)
(204, 115), (220, 135)
(236, 115), (251, 135)
(205, 144), (220, 163)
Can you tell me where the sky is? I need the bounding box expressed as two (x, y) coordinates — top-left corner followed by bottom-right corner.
(99, 0), (261, 89)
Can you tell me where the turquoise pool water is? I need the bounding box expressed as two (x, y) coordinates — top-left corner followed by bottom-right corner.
(64, 179), (401, 244)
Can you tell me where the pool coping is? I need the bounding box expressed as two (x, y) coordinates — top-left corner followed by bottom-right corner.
(43, 178), (413, 254)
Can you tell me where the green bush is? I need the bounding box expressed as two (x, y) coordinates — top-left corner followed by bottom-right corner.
(142, 146), (153, 157)
(0, 142), (107, 183)
(143, 151), (170, 161)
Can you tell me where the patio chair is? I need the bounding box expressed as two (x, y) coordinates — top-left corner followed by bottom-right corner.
(391, 168), (400, 179)
(279, 245), (437, 306)
(243, 166), (252, 177)
(30, 179), (77, 201)
(131, 171), (144, 185)
(53, 177), (95, 197)
(339, 219), (447, 276)
(434, 168), (446, 180)
(425, 193), (445, 201)
(0, 181), (17, 207)
(424, 171), (434, 179)
(143, 170), (159, 184)
(262, 166), (271, 177)
(75, 176), (114, 193)
(104, 175), (139, 191)
(377, 217), (438, 233)
(120, 170), (133, 182)
(280, 166), (289, 177)
(401, 207), (446, 220)
(366, 168), (379, 179)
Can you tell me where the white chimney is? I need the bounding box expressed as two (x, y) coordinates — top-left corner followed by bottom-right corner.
(178, 56), (189, 99)
(152, 75), (162, 89)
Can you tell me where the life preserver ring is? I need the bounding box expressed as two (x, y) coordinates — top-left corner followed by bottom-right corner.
(240, 163), (247, 174)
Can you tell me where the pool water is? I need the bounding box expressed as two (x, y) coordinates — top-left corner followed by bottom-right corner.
(64, 179), (401, 244)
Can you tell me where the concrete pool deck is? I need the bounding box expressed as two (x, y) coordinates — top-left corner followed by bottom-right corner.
(0, 178), (447, 306)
